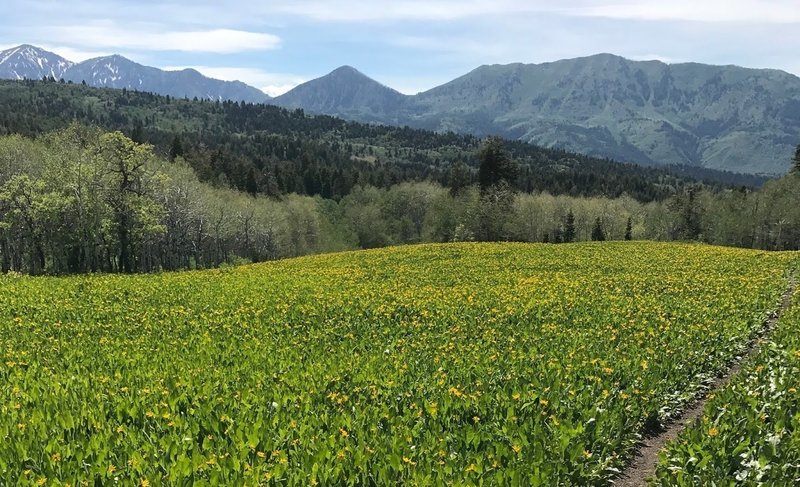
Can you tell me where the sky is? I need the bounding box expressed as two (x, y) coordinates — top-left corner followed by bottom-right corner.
(2, 0), (799, 96)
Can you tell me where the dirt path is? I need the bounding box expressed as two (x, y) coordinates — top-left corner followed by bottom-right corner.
(614, 273), (796, 487)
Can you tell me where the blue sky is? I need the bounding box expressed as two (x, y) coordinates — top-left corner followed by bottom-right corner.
(2, 0), (800, 96)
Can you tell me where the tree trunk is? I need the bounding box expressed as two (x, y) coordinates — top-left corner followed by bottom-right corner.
(118, 208), (132, 273)
(0, 233), (9, 273)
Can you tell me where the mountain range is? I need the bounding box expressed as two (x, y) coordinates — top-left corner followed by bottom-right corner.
(271, 56), (800, 175)
(2, 44), (799, 175)
(0, 45), (269, 103)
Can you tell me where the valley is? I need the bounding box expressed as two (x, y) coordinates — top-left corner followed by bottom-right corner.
(3, 7), (800, 484)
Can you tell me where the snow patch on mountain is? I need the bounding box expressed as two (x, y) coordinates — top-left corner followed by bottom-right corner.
(0, 45), (74, 80)
(0, 45), (270, 103)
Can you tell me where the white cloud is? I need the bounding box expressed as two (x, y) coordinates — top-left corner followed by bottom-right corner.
(275, 0), (800, 24)
(627, 54), (682, 64)
(391, 35), (517, 60)
(260, 84), (301, 97)
(39, 45), (115, 62)
(50, 21), (281, 53)
(379, 75), (455, 95)
(274, 0), (548, 22)
(566, 0), (800, 23)
(162, 65), (305, 96)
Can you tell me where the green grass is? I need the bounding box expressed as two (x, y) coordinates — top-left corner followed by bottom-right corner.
(654, 280), (800, 485)
(0, 242), (794, 486)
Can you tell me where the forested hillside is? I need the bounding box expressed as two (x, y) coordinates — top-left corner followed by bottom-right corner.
(0, 79), (763, 203)
(2, 125), (799, 275)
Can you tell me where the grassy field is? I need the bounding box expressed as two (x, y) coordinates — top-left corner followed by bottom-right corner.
(655, 285), (800, 485)
(0, 242), (795, 486)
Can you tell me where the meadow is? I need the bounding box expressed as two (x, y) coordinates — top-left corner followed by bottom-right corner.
(655, 286), (800, 485)
(0, 242), (795, 486)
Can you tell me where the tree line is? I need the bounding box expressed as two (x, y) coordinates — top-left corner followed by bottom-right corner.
(2, 126), (799, 275)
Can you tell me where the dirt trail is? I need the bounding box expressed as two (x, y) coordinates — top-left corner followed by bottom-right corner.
(614, 273), (796, 487)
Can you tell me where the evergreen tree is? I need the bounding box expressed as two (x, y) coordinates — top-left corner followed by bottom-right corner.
(478, 137), (517, 192)
(130, 123), (144, 144)
(681, 186), (702, 240)
(624, 217), (633, 241)
(169, 135), (184, 161)
(245, 168), (259, 195)
(448, 163), (470, 196)
(591, 217), (606, 241)
(794, 144), (800, 173)
(563, 210), (575, 243)
(476, 184), (515, 242)
(474, 138), (518, 242)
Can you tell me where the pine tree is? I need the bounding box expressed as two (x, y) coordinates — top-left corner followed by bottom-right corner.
(681, 186), (702, 240)
(478, 137), (517, 192)
(130, 123), (144, 144)
(448, 163), (470, 196)
(563, 210), (575, 243)
(624, 217), (633, 241)
(474, 138), (518, 241)
(245, 168), (259, 195)
(591, 217), (606, 241)
(169, 135), (184, 161)
(794, 144), (800, 173)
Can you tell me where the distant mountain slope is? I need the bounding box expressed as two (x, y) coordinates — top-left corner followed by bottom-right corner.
(273, 66), (409, 123)
(0, 45), (269, 103)
(0, 44), (73, 80)
(64, 55), (269, 103)
(276, 54), (800, 175)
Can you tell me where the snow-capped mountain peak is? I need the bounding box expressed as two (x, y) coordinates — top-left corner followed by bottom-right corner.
(0, 44), (270, 103)
(0, 44), (74, 80)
